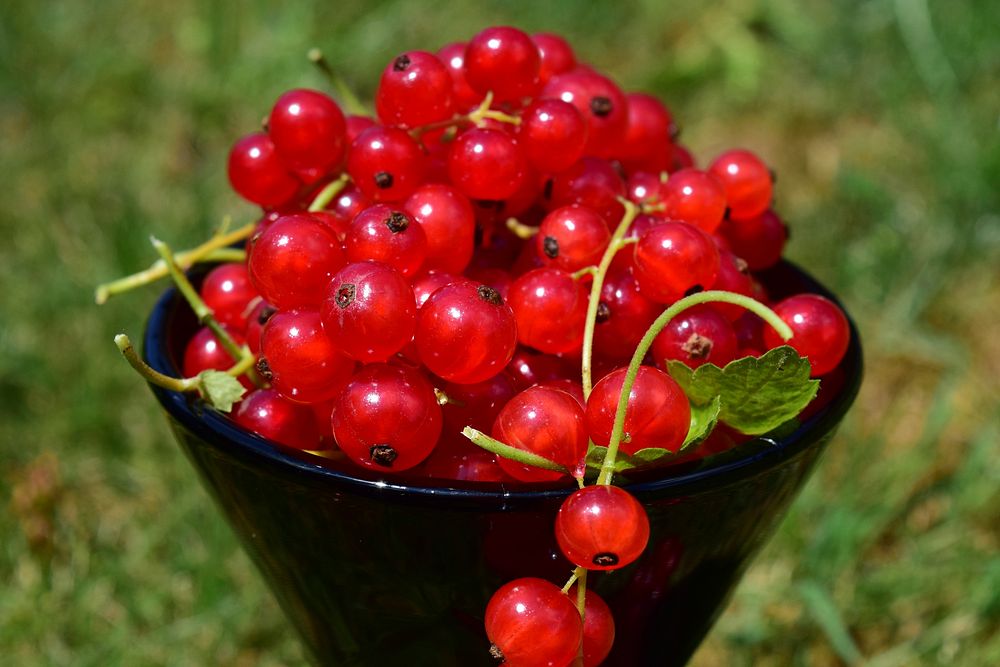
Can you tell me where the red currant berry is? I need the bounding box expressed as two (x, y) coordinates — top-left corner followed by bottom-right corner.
(345, 114), (376, 144)
(542, 68), (628, 157)
(508, 268), (588, 354)
(448, 128), (527, 201)
(633, 222), (720, 304)
(619, 92), (675, 172)
(717, 209), (787, 270)
(586, 366), (691, 454)
(415, 282), (517, 384)
(708, 148), (773, 221)
(571, 586), (616, 667)
(268, 89), (347, 173)
(518, 99), (588, 174)
(652, 304), (739, 370)
(247, 213), (346, 310)
(403, 183), (476, 275)
(183, 325), (252, 389)
(200, 263), (257, 330)
(536, 205), (610, 272)
(532, 32), (576, 85)
(626, 171), (668, 207)
(331, 363), (442, 471)
(734, 311), (766, 356)
(663, 168), (727, 233)
(375, 51), (454, 128)
(347, 125), (426, 202)
(441, 372), (518, 434)
(244, 299), (276, 355)
(234, 388), (321, 450)
(258, 310), (354, 404)
(465, 266), (513, 303)
(328, 183), (370, 222)
(417, 434), (508, 482)
(344, 204), (427, 278)
(547, 157), (626, 226)
(411, 270), (464, 308)
(464, 26), (542, 102)
(492, 385), (588, 482)
(506, 346), (576, 390)
(485, 578), (582, 667)
(709, 249), (754, 320)
(671, 143), (696, 172)
(310, 210), (351, 242)
(227, 132), (299, 207)
(321, 261), (416, 363)
(556, 484), (650, 570)
(592, 262), (661, 362)
(763, 294), (850, 376)
(436, 42), (482, 110)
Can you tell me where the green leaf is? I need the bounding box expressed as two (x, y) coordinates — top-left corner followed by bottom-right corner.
(586, 445), (675, 474)
(667, 346), (819, 435)
(682, 395), (721, 451)
(197, 370), (247, 413)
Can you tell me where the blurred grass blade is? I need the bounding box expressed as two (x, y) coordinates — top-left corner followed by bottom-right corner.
(798, 580), (864, 666)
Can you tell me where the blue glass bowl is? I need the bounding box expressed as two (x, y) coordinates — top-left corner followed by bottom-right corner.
(143, 260), (862, 666)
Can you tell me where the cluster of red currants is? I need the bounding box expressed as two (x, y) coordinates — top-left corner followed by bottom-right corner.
(175, 25), (855, 665)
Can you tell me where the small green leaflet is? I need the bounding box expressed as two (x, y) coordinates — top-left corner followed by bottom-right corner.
(584, 395), (721, 473)
(666, 345), (819, 435)
(197, 370), (247, 413)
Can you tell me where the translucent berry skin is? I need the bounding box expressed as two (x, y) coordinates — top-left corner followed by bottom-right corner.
(571, 586), (616, 667)
(532, 32), (576, 85)
(506, 346), (575, 390)
(331, 363), (442, 471)
(248, 213), (346, 311)
(403, 184), (475, 275)
(375, 51), (454, 128)
(626, 171), (668, 207)
(200, 262), (257, 330)
(536, 204), (610, 273)
(268, 89), (347, 173)
(345, 114), (376, 144)
(556, 485), (650, 571)
(310, 210), (352, 242)
(329, 183), (370, 223)
(717, 209), (787, 271)
(586, 366), (691, 454)
(183, 325), (251, 389)
(542, 68), (629, 157)
(708, 148), (773, 221)
(709, 249), (754, 320)
(227, 132), (300, 207)
(258, 310), (354, 404)
(234, 388), (321, 450)
(344, 204), (427, 278)
(441, 372), (518, 434)
(484, 578), (582, 667)
(518, 99), (588, 174)
(464, 26), (542, 102)
(633, 222), (720, 304)
(652, 304), (739, 370)
(447, 128), (527, 201)
(320, 261), (416, 363)
(347, 125), (426, 202)
(548, 157), (626, 226)
(244, 299), (276, 355)
(663, 168), (728, 234)
(418, 435), (508, 482)
(508, 268), (588, 354)
(619, 92), (675, 172)
(593, 263), (660, 361)
(763, 294), (850, 377)
(411, 270), (463, 308)
(416, 282), (517, 384)
(436, 42), (482, 110)
(492, 386), (588, 482)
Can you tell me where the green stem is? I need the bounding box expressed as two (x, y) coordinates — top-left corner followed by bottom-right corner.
(560, 569), (580, 595)
(151, 237), (264, 388)
(461, 427), (572, 475)
(575, 568), (588, 660)
(307, 173), (351, 212)
(505, 217), (539, 239)
(595, 290), (793, 485)
(581, 199), (639, 400)
(571, 265), (597, 280)
(115, 334), (195, 393)
(308, 49), (368, 116)
(95, 222), (255, 304)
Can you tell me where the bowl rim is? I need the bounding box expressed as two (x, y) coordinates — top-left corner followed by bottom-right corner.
(143, 260), (863, 510)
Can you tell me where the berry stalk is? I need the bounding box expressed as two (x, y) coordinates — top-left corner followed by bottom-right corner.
(581, 199), (639, 399)
(462, 427), (572, 475)
(151, 237), (264, 388)
(308, 48), (369, 116)
(94, 220), (253, 304)
(307, 172), (351, 212)
(595, 290), (793, 485)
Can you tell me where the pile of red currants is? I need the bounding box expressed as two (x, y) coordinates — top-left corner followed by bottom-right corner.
(110, 25), (852, 666)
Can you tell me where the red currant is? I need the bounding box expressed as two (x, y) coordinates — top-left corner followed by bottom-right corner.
(375, 51), (454, 128)
(344, 204), (427, 278)
(518, 99), (588, 174)
(183, 325), (251, 390)
(592, 262), (661, 362)
(484, 578), (582, 667)
(542, 68), (629, 157)
(708, 148), (773, 220)
(652, 304), (739, 370)
(227, 132), (299, 207)
(532, 33), (576, 85)
(440, 372), (518, 434)
(662, 168), (727, 233)
(536, 204), (610, 272)
(258, 310), (354, 404)
(547, 157), (626, 226)
(555, 484), (650, 570)
(763, 294), (850, 376)
(436, 42), (482, 110)
(347, 125), (426, 202)
(234, 388), (321, 450)
(717, 209), (787, 271)
(508, 268), (588, 354)
(709, 249), (754, 320)
(619, 92), (675, 173)
(505, 346), (576, 390)
(200, 263), (257, 331)
(464, 26), (542, 102)
(570, 585), (616, 667)
(268, 89), (347, 173)
(633, 222), (720, 304)
(447, 128), (527, 201)
(403, 183), (476, 275)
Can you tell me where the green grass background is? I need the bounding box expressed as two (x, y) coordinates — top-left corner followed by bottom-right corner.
(1, 0), (998, 665)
